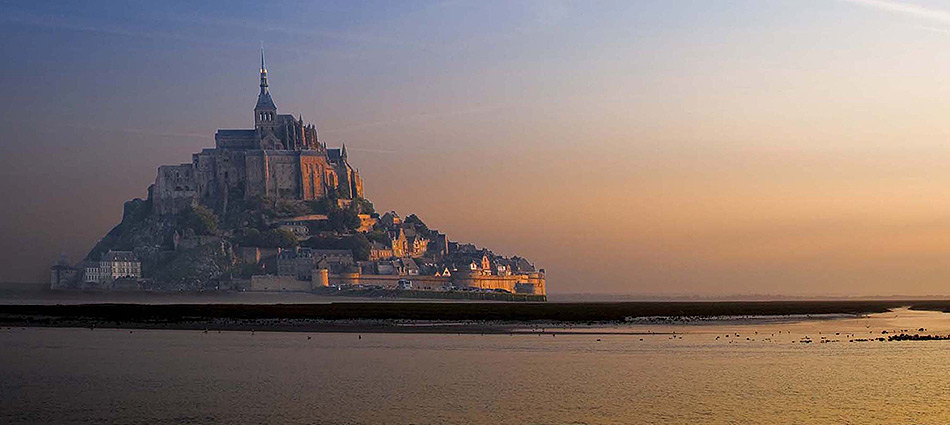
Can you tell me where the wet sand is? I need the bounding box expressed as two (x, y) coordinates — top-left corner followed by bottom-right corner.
(4, 300), (950, 334)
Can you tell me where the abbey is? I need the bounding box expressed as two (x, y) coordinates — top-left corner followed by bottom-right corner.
(152, 52), (363, 215)
(57, 52), (545, 298)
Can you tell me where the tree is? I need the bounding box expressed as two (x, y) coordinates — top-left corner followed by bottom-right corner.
(354, 197), (375, 215)
(178, 205), (218, 236)
(306, 197), (334, 215)
(246, 195), (278, 218)
(327, 203), (361, 232)
(237, 227), (297, 248)
(260, 228), (298, 248)
(299, 234), (370, 261)
(366, 229), (390, 245)
(275, 199), (307, 217)
(346, 233), (371, 261)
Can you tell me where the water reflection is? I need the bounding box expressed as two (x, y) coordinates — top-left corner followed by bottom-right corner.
(2, 308), (950, 424)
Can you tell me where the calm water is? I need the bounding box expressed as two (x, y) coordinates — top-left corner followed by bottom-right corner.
(4, 308), (950, 424)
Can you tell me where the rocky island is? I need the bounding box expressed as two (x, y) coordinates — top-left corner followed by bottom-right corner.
(50, 52), (545, 300)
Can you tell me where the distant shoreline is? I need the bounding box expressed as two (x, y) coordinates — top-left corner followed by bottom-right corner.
(2, 300), (948, 334)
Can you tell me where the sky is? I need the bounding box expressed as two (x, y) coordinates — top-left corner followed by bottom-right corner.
(6, 0), (950, 296)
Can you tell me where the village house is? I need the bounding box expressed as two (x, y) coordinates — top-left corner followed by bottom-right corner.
(369, 242), (393, 261)
(83, 250), (142, 287)
(277, 247), (354, 280)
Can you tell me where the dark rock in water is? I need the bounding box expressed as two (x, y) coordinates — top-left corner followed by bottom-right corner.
(887, 333), (950, 341)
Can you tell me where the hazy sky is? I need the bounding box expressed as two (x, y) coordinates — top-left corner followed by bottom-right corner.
(7, 0), (950, 295)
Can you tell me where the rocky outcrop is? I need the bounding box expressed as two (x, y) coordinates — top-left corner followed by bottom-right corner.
(82, 193), (240, 290)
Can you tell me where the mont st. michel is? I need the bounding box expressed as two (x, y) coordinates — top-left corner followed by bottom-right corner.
(50, 52), (546, 300)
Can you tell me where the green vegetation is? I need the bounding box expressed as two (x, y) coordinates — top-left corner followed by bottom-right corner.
(353, 197), (375, 215)
(85, 179), (386, 288)
(301, 233), (371, 261)
(327, 203), (361, 232)
(305, 197), (334, 215)
(177, 205), (218, 236)
(240, 195), (308, 220)
(366, 229), (390, 245)
(147, 243), (234, 289)
(275, 199), (307, 217)
(236, 228), (297, 248)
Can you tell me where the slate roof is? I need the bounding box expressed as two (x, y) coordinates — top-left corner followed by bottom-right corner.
(102, 250), (137, 262)
(256, 91), (277, 110)
(400, 257), (420, 272)
(311, 249), (354, 257)
(216, 129), (256, 138)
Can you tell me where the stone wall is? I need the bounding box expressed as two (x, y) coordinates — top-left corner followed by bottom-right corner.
(298, 152), (330, 200)
(244, 151), (267, 199)
(268, 153), (299, 198)
(328, 273), (452, 289)
(245, 270), (545, 295)
(249, 275), (312, 292)
(153, 164), (198, 215)
(323, 271), (545, 295)
(156, 146), (359, 215)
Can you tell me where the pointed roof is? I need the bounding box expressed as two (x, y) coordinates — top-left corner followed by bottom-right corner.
(256, 48), (277, 111)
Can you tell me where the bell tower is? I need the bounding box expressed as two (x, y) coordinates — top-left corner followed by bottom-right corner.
(254, 48), (278, 131)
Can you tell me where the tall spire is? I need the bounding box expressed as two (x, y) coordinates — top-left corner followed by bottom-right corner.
(255, 46), (277, 114)
(259, 47), (269, 95)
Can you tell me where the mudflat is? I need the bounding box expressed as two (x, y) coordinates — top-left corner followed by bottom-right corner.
(3, 300), (949, 333)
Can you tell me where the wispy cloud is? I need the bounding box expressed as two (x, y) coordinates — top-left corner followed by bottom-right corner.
(841, 0), (950, 25)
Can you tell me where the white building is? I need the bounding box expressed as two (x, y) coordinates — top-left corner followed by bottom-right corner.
(84, 250), (141, 285)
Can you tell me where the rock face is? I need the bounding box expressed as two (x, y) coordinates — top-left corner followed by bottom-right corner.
(82, 195), (241, 290)
(78, 189), (544, 293)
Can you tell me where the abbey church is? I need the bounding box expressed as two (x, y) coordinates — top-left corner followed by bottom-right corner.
(57, 51), (545, 298)
(152, 52), (363, 215)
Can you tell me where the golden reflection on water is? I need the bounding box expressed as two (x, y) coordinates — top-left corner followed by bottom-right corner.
(3, 308), (950, 424)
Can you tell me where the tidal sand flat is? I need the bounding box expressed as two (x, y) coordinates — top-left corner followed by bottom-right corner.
(0, 300), (920, 333)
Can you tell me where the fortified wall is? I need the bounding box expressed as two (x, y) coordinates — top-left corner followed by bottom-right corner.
(249, 268), (546, 295)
